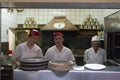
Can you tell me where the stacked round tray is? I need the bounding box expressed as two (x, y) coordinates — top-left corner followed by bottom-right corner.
(48, 60), (74, 72)
(19, 57), (48, 71)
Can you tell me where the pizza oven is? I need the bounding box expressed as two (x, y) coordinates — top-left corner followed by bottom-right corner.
(41, 16), (78, 31)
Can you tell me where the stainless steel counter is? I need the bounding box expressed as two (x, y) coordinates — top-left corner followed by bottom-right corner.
(14, 66), (120, 80)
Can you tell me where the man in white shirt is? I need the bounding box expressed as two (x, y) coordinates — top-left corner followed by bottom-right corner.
(11, 29), (43, 66)
(84, 35), (107, 64)
(45, 32), (75, 62)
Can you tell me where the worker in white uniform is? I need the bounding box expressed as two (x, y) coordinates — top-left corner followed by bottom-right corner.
(84, 35), (107, 64)
(45, 32), (75, 62)
(11, 29), (43, 66)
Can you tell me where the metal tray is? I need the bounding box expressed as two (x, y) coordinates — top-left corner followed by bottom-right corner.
(20, 57), (48, 63)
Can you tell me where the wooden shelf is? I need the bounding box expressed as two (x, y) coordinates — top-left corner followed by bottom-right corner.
(79, 29), (102, 31)
(15, 28), (40, 30)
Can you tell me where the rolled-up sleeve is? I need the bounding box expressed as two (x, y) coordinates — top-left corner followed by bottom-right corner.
(11, 46), (21, 60)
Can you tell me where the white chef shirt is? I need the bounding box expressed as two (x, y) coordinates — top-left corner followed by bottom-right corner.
(45, 45), (75, 61)
(11, 42), (43, 60)
(84, 47), (107, 64)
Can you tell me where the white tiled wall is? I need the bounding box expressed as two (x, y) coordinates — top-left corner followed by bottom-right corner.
(103, 9), (120, 17)
(17, 9), (119, 25)
(17, 9), (104, 25)
(1, 8), (120, 43)
(1, 8), (17, 42)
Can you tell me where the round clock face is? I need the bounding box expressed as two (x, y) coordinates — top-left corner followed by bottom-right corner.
(53, 22), (65, 29)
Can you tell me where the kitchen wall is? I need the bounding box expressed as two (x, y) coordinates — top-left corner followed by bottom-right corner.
(1, 8), (17, 54)
(0, 8), (120, 53)
(17, 9), (119, 25)
(1, 8), (17, 42)
(1, 8), (119, 43)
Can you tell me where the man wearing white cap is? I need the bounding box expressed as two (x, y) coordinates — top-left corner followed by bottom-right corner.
(84, 35), (107, 64)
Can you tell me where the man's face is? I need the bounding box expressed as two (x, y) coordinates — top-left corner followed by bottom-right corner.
(91, 41), (100, 48)
(30, 36), (39, 44)
(54, 36), (64, 45)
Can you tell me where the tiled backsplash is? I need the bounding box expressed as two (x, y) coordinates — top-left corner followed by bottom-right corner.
(17, 9), (119, 25)
(1, 9), (17, 42)
(1, 8), (120, 42)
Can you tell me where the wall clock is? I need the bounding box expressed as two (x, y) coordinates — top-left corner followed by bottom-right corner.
(53, 22), (65, 29)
